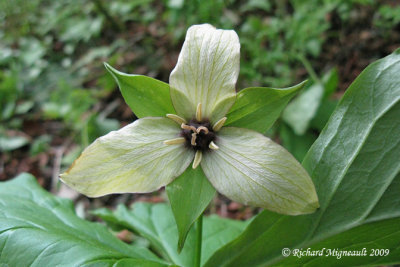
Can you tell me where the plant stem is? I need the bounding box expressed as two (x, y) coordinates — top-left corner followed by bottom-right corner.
(92, 0), (124, 32)
(194, 214), (203, 267)
(297, 54), (321, 84)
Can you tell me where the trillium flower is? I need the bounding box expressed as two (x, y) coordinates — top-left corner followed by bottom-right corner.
(61, 24), (319, 215)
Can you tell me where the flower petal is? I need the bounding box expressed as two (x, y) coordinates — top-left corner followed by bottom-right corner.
(201, 127), (319, 215)
(60, 118), (194, 197)
(170, 24), (240, 123)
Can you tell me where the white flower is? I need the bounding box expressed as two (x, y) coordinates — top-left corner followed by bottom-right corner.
(60, 24), (319, 215)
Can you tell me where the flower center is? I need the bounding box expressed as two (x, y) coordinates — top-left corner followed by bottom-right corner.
(164, 103), (226, 169)
(181, 119), (216, 151)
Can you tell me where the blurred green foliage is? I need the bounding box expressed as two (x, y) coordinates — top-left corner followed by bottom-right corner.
(374, 4), (400, 35)
(0, 0), (398, 168)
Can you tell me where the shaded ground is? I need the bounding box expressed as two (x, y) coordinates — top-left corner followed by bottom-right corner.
(319, 3), (400, 92)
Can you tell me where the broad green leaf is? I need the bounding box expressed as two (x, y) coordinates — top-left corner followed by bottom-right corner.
(93, 202), (248, 267)
(225, 80), (307, 133)
(104, 63), (175, 117)
(0, 173), (167, 267)
(303, 59), (400, 241)
(201, 127), (319, 215)
(204, 210), (312, 267)
(166, 167), (216, 251)
(169, 24), (239, 124)
(204, 50), (400, 266)
(366, 172), (400, 222)
(93, 203), (196, 266)
(201, 215), (249, 264)
(61, 117), (194, 197)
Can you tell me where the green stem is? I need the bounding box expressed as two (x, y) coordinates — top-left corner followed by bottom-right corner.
(81, 122), (89, 148)
(92, 0), (124, 32)
(194, 215), (203, 267)
(297, 54), (321, 84)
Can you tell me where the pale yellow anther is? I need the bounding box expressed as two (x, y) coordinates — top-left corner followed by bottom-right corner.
(181, 123), (197, 132)
(163, 137), (186, 145)
(196, 103), (202, 121)
(212, 117), (227, 131)
(196, 126), (209, 134)
(191, 133), (197, 146)
(166, 114), (187, 125)
(192, 150), (202, 169)
(209, 141), (219, 150)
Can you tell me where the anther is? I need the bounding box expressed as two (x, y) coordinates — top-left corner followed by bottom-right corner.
(166, 114), (187, 125)
(209, 141), (219, 150)
(196, 103), (202, 121)
(181, 123), (197, 132)
(191, 133), (197, 146)
(163, 137), (186, 145)
(212, 117), (227, 132)
(192, 150), (202, 169)
(196, 126), (209, 134)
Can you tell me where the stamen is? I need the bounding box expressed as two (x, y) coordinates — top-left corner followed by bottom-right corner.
(181, 123), (197, 132)
(209, 141), (219, 150)
(212, 117), (227, 131)
(191, 133), (197, 146)
(192, 150), (202, 169)
(196, 126), (209, 134)
(180, 119), (216, 151)
(166, 114), (187, 125)
(196, 103), (202, 121)
(163, 137), (186, 145)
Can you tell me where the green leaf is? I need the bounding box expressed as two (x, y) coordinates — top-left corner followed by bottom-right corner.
(104, 63), (175, 118)
(0, 173), (167, 267)
(282, 69), (338, 135)
(282, 82), (324, 135)
(204, 50), (400, 266)
(94, 202), (248, 267)
(321, 68), (339, 98)
(166, 167), (216, 251)
(201, 215), (249, 264)
(366, 172), (400, 222)
(0, 135), (29, 152)
(94, 203), (194, 266)
(225, 80), (306, 133)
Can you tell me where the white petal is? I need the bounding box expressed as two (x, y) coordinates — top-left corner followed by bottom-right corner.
(201, 127), (319, 215)
(170, 24), (240, 123)
(60, 118), (194, 197)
